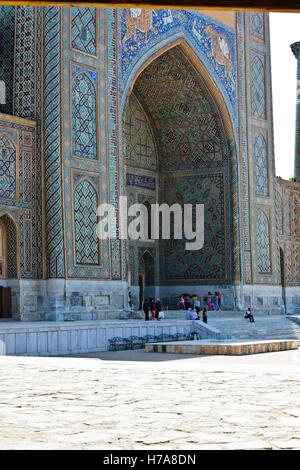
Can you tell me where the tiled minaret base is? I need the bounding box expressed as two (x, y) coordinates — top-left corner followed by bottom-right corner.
(291, 41), (300, 183)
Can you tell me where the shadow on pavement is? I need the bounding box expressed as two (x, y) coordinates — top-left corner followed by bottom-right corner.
(57, 348), (205, 362)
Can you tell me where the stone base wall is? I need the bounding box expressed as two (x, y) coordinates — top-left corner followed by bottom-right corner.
(3, 279), (129, 322)
(0, 320), (194, 356)
(3, 278), (299, 321)
(284, 287), (300, 314)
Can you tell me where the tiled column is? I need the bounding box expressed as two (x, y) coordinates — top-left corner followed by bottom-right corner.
(42, 7), (66, 320)
(43, 6), (65, 279)
(291, 42), (300, 183)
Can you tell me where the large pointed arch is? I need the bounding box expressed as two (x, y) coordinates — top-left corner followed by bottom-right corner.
(123, 38), (241, 287)
(122, 37), (238, 150)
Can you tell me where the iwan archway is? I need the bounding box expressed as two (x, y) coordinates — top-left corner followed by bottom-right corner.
(123, 40), (240, 309)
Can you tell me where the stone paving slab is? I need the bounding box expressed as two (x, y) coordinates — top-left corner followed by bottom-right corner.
(0, 349), (300, 450)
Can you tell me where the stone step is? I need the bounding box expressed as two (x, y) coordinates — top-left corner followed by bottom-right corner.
(207, 316), (300, 341)
(140, 309), (284, 319)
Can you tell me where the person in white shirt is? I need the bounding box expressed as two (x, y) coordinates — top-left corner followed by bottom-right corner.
(190, 309), (199, 320)
(194, 297), (201, 316)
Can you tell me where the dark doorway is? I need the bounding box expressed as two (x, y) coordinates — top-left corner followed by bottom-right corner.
(138, 273), (145, 309)
(139, 251), (155, 308)
(0, 286), (11, 318)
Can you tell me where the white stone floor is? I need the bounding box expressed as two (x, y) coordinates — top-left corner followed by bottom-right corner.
(0, 347), (300, 450)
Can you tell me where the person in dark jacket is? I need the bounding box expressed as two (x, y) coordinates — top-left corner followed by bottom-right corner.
(143, 298), (149, 321)
(149, 298), (155, 320)
(202, 307), (208, 323)
(244, 307), (255, 323)
(155, 298), (162, 321)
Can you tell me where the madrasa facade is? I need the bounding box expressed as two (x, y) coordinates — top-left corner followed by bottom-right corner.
(0, 6), (299, 321)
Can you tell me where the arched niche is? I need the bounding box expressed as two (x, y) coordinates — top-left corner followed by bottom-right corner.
(124, 40), (240, 287)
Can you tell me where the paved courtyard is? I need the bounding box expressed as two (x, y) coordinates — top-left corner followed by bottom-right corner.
(0, 347), (300, 450)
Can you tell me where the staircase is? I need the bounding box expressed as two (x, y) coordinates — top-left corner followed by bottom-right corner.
(136, 309), (300, 342)
(208, 315), (300, 341)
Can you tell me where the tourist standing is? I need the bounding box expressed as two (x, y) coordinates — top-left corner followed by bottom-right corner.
(185, 294), (190, 310)
(143, 298), (149, 321)
(194, 296), (201, 316)
(202, 307), (208, 323)
(217, 291), (222, 310)
(155, 298), (162, 321)
(150, 298), (155, 320)
(214, 292), (220, 311)
(206, 292), (212, 311)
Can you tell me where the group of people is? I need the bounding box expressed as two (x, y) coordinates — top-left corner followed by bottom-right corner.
(179, 292), (221, 312)
(203, 292), (222, 311)
(142, 293), (255, 324)
(142, 298), (164, 321)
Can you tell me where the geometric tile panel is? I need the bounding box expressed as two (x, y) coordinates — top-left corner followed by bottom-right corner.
(285, 243), (293, 283)
(275, 188), (283, 235)
(0, 6), (15, 115)
(124, 93), (157, 170)
(74, 178), (100, 266)
(43, 6), (65, 278)
(14, 6), (36, 118)
(256, 209), (271, 274)
(22, 151), (32, 203)
(292, 194), (299, 237)
(295, 244), (300, 283)
(250, 13), (265, 41)
(0, 115), (39, 281)
(251, 51), (266, 120)
(284, 192), (291, 236)
(72, 69), (97, 160)
(71, 7), (96, 56)
(23, 212), (32, 274)
(0, 134), (17, 200)
(254, 133), (268, 196)
(162, 172), (227, 281)
(2, 214), (18, 279)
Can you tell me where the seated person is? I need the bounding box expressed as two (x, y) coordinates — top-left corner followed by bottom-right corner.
(190, 309), (199, 320)
(186, 308), (193, 320)
(244, 307), (255, 323)
(158, 310), (165, 320)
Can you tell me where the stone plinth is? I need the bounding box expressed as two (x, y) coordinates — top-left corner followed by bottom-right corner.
(145, 339), (299, 355)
